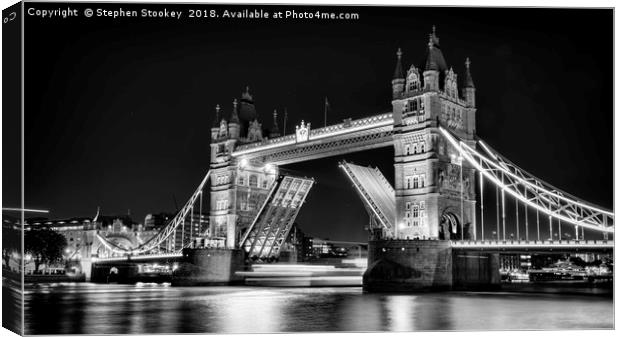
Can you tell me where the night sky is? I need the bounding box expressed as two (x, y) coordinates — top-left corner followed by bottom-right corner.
(20, 4), (612, 242)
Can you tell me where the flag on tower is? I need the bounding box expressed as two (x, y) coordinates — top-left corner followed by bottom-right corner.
(324, 96), (330, 127)
(283, 107), (288, 135)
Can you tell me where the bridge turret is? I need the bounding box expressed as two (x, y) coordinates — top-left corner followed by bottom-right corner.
(391, 48), (405, 99)
(463, 57), (476, 108)
(210, 104), (221, 141)
(423, 26), (446, 91)
(239, 86), (258, 137)
(229, 99), (240, 140)
(423, 38), (440, 91)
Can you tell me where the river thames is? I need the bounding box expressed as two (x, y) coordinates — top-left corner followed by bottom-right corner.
(19, 283), (613, 334)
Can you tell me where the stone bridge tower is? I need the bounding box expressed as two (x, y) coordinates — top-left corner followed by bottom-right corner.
(391, 27), (477, 241)
(209, 89), (279, 249)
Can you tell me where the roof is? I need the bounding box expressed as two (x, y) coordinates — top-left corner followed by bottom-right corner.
(393, 48), (404, 79)
(464, 58), (475, 88)
(424, 31), (448, 72)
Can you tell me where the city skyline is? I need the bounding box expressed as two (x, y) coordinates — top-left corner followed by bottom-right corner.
(18, 5), (612, 242)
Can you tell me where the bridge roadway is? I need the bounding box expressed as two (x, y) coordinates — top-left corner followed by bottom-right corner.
(92, 239), (613, 265)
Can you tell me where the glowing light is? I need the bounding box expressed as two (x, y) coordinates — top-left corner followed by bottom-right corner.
(264, 163), (275, 174)
(239, 158), (248, 169)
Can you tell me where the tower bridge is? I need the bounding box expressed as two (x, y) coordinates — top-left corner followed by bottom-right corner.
(90, 27), (613, 290)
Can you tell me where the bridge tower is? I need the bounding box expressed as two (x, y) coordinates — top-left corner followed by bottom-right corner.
(209, 89), (279, 249)
(391, 27), (477, 241)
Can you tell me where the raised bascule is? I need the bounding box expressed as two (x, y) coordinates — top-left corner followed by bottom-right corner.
(92, 27), (614, 290)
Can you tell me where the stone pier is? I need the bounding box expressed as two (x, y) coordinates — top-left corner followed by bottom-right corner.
(171, 248), (246, 286)
(363, 239), (500, 292)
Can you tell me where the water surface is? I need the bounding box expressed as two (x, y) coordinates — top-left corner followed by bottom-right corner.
(22, 283), (613, 334)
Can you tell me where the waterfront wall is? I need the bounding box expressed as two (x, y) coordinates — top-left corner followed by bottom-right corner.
(172, 248), (246, 286)
(452, 250), (500, 290)
(91, 263), (139, 284)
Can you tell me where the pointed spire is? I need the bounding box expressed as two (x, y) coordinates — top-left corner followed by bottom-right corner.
(464, 57), (475, 88)
(212, 104), (221, 127)
(230, 98), (240, 124)
(425, 26), (447, 72)
(393, 48), (404, 79)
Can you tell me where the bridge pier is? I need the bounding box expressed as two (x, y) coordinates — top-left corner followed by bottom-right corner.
(363, 240), (500, 292)
(80, 258), (93, 282)
(172, 248), (246, 286)
(364, 240), (453, 292)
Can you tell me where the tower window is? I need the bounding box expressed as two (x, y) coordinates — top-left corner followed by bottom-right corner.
(406, 202), (411, 210)
(413, 176), (419, 189)
(413, 205), (419, 218)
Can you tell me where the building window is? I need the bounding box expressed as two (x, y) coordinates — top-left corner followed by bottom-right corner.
(420, 201), (425, 210)
(406, 202), (411, 210)
(405, 144), (410, 155)
(420, 142), (425, 153)
(413, 176), (419, 189)
(405, 211), (411, 218)
(217, 199), (229, 210)
(406, 176), (412, 189)
(420, 174), (425, 188)
(238, 174), (245, 186)
(413, 205), (419, 218)
(249, 175), (258, 188)
(262, 180), (268, 189)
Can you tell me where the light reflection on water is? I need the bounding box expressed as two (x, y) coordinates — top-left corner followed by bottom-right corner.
(21, 283), (612, 334)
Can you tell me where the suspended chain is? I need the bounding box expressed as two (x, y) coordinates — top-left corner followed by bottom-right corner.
(440, 127), (613, 233)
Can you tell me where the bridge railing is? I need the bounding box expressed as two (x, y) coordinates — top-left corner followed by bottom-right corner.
(92, 252), (183, 263)
(451, 240), (614, 247)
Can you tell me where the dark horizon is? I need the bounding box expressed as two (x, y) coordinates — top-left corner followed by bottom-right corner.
(17, 4), (613, 242)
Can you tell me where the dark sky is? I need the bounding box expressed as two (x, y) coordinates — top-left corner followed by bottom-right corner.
(20, 4), (612, 241)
